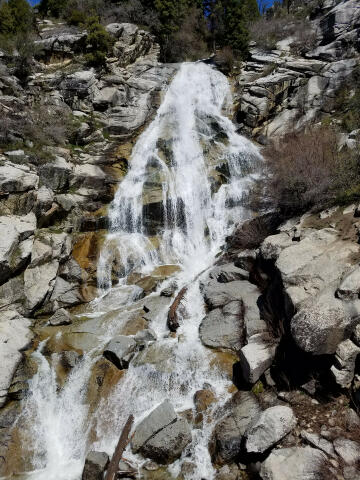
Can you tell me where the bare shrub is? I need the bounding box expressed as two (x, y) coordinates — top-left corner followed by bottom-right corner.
(0, 101), (78, 148)
(214, 46), (235, 74)
(102, 0), (160, 32)
(162, 7), (209, 62)
(227, 212), (282, 250)
(250, 15), (317, 52)
(261, 126), (360, 215)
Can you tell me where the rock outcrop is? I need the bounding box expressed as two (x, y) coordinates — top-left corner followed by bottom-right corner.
(0, 20), (176, 416)
(235, 0), (360, 139)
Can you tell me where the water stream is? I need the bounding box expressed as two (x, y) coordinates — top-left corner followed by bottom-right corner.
(13, 62), (261, 480)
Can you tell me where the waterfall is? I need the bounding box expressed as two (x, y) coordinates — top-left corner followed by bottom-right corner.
(98, 62), (260, 288)
(15, 62), (261, 480)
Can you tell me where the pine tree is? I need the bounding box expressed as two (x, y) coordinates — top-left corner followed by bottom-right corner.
(8, 0), (33, 32)
(153, 0), (188, 36)
(0, 1), (15, 35)
(244, 0), (260, 22)
(39, 0), (69, 18)
(223, 0), (249, 57)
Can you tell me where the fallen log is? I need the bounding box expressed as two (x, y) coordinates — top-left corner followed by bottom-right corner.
(104, 414), (134, 480)
(167, 286), (187, 332)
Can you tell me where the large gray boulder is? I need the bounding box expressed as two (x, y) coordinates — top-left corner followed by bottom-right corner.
(239, 333), (277, 384)
(330, 339), (360, 388)
(211, 391), (261, 464)
(291, 291), (360, 355)
(261, 223), (360, 355)
(39, 156), (73, 192)
(199, 301), (245, 352)
(0, 213), (36, 284)
(245, 406), (297, 454)
(333, 438), (360, 466)
(131, 400), (177, 453)
(260, 446), (333, 480)
(81, 451), (109, 480)
(103, 335), (137, 370)
(24, 259), (59, 311)
(139, 418), (192, 464)
(0, 161), (38, 193)
(35, 32), (87, 57)
(0, 310), (32, 407)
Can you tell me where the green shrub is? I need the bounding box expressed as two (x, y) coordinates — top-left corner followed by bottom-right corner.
(67, 8), (86, 26)
(84, 15), (113, 68)
(0, 0), (34, 36)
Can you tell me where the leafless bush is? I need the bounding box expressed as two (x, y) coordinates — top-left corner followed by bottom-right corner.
(261, 126), (360, 215)
(250, 15), (317, 52)
(102, 0), (160, 31)
(0, 101), (78, 148)
(162, 8), (209, 62)
(214, 46), (235, 74)
(290, 26), (317, 56)
(227, 212), (282, 250)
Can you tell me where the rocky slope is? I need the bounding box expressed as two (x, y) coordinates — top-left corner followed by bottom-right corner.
(1, 1), (360, 480)
(0, 22), (176, 412)
(235, 0), (360, 140)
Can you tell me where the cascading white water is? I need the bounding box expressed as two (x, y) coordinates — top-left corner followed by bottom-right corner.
(15, 62), (261, 480)
(98, 62), (260, 287)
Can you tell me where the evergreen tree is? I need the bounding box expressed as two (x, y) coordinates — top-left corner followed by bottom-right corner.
(244, 0), (260, 22)
(223, 0), (248, 56)
(8, 0), (33, 32)
(153, 0), (188, 36)
(0, 1), (15, 35)
(39, 0), (69, 18)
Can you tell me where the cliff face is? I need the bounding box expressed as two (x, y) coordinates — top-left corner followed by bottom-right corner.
(235, 0), (360, 140)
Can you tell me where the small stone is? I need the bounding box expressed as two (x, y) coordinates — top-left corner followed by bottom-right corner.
(143, 461), (159, 471)
(345, 409), (360, 431)
(103, 336), (137, 370)
(333, 438), (360, 465)
(49, 308), (72, 326)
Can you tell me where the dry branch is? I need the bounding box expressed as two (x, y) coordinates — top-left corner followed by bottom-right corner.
(104, 414), (134, 480)
(167, 286), (187, 332)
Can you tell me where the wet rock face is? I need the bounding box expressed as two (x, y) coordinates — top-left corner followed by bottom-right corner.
(131, 400), (191, 464)
(103, 336), (137, 370)
(82, 451), (109, 480)
(0, 21), (176, 427)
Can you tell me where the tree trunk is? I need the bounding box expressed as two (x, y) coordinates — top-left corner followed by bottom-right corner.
(104, 415), (134, 480)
